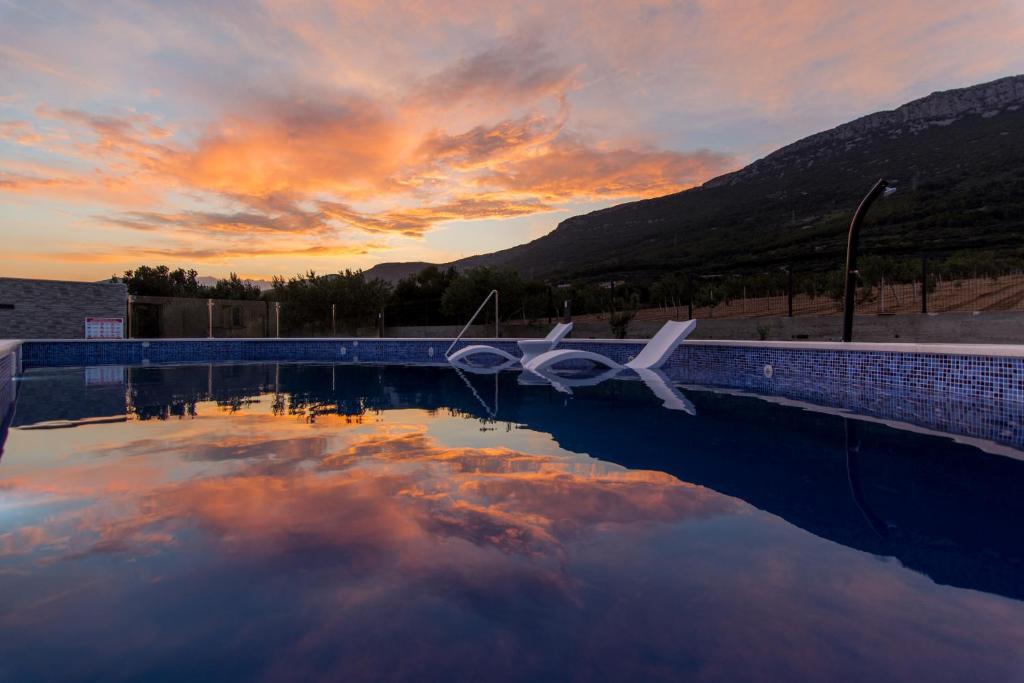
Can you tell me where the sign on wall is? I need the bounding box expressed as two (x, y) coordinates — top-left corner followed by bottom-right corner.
(84, 317), (124, 339)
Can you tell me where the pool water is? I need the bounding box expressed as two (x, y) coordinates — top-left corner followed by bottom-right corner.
(2, 363), (1023, 682)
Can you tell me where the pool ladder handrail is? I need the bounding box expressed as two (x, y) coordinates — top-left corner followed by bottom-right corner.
(445, 289), (499, 359)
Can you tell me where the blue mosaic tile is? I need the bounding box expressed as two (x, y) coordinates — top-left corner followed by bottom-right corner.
(16, 337), (1024, 450)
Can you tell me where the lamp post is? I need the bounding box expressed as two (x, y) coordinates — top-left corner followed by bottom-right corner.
(841, 178), (894, 342)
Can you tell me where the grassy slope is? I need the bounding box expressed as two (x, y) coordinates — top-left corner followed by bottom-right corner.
(453, 106), (1024, 282)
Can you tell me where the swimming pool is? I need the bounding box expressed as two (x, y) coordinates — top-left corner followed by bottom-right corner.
(1, 359), (1023, 682)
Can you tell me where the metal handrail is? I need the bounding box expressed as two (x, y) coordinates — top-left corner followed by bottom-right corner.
(445, 289), (499, 358)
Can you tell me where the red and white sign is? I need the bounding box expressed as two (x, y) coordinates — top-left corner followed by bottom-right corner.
(84, 317), (124, 339)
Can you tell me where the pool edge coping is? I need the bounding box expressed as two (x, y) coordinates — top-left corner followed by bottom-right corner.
(9, 337), (1024, 358)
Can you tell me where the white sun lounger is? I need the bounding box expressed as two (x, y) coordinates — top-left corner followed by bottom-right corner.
(521, 319), (696, 374)
(446, 322), (573, 368)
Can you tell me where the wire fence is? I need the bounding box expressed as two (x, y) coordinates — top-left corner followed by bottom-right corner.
(126, 258), (1024, 338)
(577, 266), (1024, 325)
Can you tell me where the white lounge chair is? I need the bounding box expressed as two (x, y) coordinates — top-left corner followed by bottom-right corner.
(516, 322), (573, 365)
(446, 322), (573, 368)
(521, 319), (696, 374)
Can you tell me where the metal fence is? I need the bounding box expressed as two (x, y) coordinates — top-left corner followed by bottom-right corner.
(126, 260), (1024, 338)
(577, 266), (1024, 325)
(127, 297), (382, 339)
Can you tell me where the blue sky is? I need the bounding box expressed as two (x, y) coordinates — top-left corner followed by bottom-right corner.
(1, 0), (1022, 281)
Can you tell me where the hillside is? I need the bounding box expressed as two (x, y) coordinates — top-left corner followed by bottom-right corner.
(373, 75), (1024, 282)
(363, 261), (435, 284)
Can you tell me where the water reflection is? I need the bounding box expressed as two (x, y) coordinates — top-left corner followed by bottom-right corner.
(2, 363), (1024, 682)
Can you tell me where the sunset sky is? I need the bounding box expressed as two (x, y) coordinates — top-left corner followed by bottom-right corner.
(2, 1), (1023, 282)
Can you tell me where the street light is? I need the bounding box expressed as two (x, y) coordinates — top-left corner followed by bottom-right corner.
(841, 179), (896, 342)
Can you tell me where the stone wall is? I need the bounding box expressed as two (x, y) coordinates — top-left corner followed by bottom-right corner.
(0, 277), (127, 339)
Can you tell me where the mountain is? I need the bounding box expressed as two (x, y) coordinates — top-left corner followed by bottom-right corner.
(362, 261), (436, 284)
(197, 275), (275, 290)
(370, 74), (1024, 282)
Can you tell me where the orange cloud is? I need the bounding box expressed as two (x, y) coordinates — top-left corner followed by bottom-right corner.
(5, 0), (1018, 280)
(34, 105), (177, 171)
(1, 414), (734, 566)
(409, 35), (578, 108)
(320, 195), (554, 236)
(481, 139), (735, 200)
(170, 96), (409, 200)
(0, 120), (44, 145)
(0, 171), (85, 193)
(2, 34), (733, 265)
(19, 242), (383, 265)
(102, 206), (331, 236)
(417, 111), (564, 169)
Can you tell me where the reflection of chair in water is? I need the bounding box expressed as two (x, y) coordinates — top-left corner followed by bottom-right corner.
(521, 320), (696, 374)
(519, 366), (696, 414)
(446, 322), (573, 371)
(632, 368), (696, 414)
(517, 365), (622, 394)
(447, 355), (518, 374)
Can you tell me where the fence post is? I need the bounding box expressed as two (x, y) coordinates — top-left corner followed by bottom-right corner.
(563, 299), (572, 324)
(274, 302), (280, 338)
(331, 303), (336, 336)
(127, 295), (133, 339)
(494, 290), (500, 338)
(787, 268), (794, 317)
(921, 256), (929, 314)
(377, 311), (384, 338)
(207, 298), (213, 338)
(687, 274), (694, 320)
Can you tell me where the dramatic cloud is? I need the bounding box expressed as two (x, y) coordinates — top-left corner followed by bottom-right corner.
(482, 140), (734, 200)
(171, 96), (408, 199)
(0, 0), (1021, 278)
(0, 120), (42, 145)
(103, 206), (332, 236)
(5, 241), (383, 266)
(319, 195), (555, 237)
(0, 171), (83, 193)
(410, 35), (578, 108)
(0, 410), (734, 565)
(417, 111), (565, 169)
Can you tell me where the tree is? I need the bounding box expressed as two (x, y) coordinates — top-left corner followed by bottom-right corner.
(269, 270), (392, 335)
(440, 267), (525, 323)
(389, 266), (460, 326)
(608, 293), (639, 339)
(119, 265), (206, 297)
(208, 273), (263, 300)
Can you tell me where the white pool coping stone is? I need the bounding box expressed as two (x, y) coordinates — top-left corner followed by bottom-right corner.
(0, 339), (22, 358)
(4, 337), (1024, 358)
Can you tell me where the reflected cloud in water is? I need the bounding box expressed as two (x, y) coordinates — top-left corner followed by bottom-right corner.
(2, 363), (1024, 681)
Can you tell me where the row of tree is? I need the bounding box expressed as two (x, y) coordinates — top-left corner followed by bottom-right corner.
(116, 248), (1024, 334)
(117, 266), (263, 300)
(116, 264), (580, 333)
